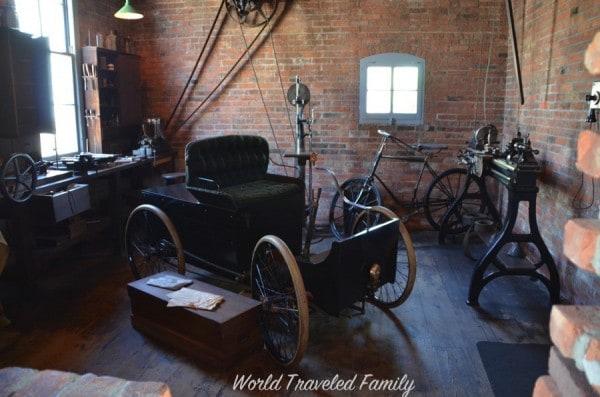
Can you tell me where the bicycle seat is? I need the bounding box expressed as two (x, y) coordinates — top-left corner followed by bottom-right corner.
(410, 143), (448, 151)
(377, 130), (391, 138)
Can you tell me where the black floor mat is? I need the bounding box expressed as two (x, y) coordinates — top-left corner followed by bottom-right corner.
(477, 342), (550, 397)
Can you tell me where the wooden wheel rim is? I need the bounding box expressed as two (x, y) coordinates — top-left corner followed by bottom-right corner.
(352, 206), (417, 307)
(329, 177), (382, 240)
(125, 204), (185, 278)
(251, 235), (309, 366)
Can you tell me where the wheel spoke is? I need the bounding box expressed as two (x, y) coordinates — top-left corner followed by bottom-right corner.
(126, 208), (181, 279)
(251, 238), (306, 365)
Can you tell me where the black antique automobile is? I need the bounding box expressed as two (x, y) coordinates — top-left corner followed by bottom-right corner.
(124, 135), (416, 366)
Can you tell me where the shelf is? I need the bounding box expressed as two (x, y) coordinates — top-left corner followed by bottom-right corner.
(82, 46), (139, 58)
(81, 45), (142, 153)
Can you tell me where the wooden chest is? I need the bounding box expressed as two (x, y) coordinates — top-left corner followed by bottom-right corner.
(127, 271), (262, 368)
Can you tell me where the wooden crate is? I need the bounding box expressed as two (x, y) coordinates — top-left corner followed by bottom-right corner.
(127, 271), (262, 368)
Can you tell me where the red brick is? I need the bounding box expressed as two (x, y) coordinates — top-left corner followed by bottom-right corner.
(77, 0), (600, 307)
(576, 130), (600, 179)
(0, 368), (172, 397)
(550, 305), (600, 390)
(61, 373), (172, 397)
(586, 338), (600, 361)
(563, 219), (600, 275)
(550, 306), (600, 360)
(110, 0), (509, 225)
(548, 346), (595, 397)
(0, 367), (37, 395)
(532, 376), (561, 397)
(585, 32), (600, 76)
(16, 369), (79, 396)
(504, 3), (600, 304)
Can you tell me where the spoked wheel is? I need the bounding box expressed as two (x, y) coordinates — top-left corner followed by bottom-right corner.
(225, 0), (278, 26)
(329, 177), (382, 239)
(251, 235), (309, 366)
(125, 204), (185, 279)
(352, 206), (416, 308)
(424, 168), (484, 234)
(0, 153), (37, 204)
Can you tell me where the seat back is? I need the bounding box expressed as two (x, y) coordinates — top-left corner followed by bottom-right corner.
(185, 135), (269, 189)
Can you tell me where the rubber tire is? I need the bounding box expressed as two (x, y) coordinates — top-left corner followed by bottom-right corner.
(423, 168), (482, 233)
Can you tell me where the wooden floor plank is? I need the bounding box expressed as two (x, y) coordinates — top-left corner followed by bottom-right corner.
(0, 232), (551, 396)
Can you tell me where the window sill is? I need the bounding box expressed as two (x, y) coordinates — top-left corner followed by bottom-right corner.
(358, 119), (424, 127)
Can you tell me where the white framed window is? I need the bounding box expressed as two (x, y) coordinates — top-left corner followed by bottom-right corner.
(359, 53), (425, 125)
(15, 0), (81, 157)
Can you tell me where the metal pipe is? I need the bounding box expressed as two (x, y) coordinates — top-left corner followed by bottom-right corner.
(505, 0), (525, 105)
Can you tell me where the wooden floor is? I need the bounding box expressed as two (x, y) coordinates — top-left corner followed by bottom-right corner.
(0, 232), (552, 396)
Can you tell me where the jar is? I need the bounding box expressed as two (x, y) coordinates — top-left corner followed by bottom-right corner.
(106, 30), (117, 51)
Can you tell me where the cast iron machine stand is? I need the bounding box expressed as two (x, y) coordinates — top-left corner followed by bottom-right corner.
(439, 132), (561, 306)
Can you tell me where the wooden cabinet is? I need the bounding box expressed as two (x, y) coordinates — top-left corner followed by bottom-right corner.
(81, 46), (142, 154)
(0, 28), (53, 141)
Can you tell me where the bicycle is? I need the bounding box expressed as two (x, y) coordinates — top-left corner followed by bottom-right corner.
(329, 130), (484, 239)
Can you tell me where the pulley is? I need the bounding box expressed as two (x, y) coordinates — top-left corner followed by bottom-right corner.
(225, 0), (278, 26)
(287, 81), (311, 107)
(470, 124), (498, 150)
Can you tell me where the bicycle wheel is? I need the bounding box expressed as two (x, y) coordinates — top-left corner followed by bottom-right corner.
(125, 204), (185, 279)
(251, 235), (309, 366)
(423, 168), (483, 233)
(352, 206), (416, 307)
(329, 177), (382, 239)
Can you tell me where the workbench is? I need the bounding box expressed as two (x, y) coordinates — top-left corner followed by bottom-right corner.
(5, 157), (154, 286)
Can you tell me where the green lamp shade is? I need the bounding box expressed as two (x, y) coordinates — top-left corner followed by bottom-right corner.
(114, 0), (143, 20)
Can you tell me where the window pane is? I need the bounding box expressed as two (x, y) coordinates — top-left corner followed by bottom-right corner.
(40, 133), (56, 158)
(50, 53), (75, 105)
(367, 90), (391, 114)
(367, 66), (392, 90)
(15, 0), (41, 37)
(393, 91), (418, 114)
(54, 104), (78, 155)
(39, 0), (67, 52)
(393, 66), (419, 91)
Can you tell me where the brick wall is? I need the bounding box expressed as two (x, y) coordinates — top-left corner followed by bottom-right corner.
(503, 0), (600, 304)
(129, 0), (508, 222)
(76, 0), (134, 48)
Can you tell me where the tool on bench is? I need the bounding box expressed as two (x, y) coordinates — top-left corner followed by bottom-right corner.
(59, 153), (118, 175)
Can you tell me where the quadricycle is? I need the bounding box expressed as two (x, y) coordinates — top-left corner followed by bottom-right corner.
(124, 134), (416, 366)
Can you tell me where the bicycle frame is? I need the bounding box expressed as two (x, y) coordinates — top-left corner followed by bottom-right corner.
(358, 134), (443, 215)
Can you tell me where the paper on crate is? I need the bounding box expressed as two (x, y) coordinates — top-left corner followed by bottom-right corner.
(166, 287), (224, 311)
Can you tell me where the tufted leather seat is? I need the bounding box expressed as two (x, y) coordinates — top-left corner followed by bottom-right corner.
(186, 135), (303, 208)
(186, 135), (271, 190)
(185, 135), (304, 254)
